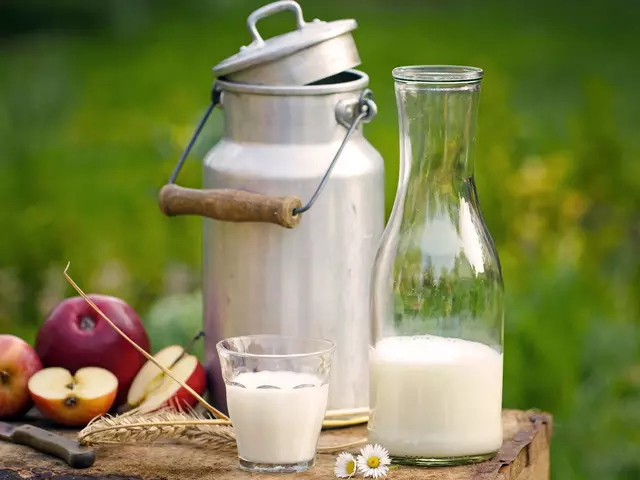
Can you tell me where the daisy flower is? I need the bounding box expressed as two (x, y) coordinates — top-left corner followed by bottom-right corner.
(334, 452), (357, 478)
(357, 444), (391, 478)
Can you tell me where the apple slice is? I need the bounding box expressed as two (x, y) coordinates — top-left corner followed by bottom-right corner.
(127, 345), (206, 413)
(28, 367), (118, 426)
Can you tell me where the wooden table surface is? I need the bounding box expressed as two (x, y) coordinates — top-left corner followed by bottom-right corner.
(0, 409), (552, 480)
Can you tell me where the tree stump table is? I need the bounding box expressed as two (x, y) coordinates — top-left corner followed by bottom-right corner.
(0, 409), (551, 480)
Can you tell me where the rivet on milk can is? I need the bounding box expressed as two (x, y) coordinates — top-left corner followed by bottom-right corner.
(157, 0), (385, 418)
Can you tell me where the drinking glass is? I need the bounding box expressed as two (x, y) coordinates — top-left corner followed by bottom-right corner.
(216, 334), (335, 473)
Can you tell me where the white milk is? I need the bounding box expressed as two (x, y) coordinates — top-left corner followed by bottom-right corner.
(226, 370), (329, 465)
(368, 335), (503, 458)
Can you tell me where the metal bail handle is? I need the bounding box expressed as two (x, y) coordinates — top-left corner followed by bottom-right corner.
(157, 83), (377, 229)
(294, 88), (376, 215)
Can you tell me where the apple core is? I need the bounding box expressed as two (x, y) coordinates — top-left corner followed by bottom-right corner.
(28, 366), (119, 426)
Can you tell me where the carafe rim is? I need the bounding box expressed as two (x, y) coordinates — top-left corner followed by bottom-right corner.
(392, 65), (483, 84)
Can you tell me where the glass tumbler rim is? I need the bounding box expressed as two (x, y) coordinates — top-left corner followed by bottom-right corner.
(392, 65), (483, 84)
(216, 334), (336, 359)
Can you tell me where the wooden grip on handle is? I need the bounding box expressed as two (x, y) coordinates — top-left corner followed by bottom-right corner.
(12, 425), (96, 469)
(158, 184), (303, 229)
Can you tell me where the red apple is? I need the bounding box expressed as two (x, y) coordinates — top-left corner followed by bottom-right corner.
(28, 366), (118, 426)
(126, 345), (207, 413)
(0, 335), (43, 419)
(35, 294), (150, 407)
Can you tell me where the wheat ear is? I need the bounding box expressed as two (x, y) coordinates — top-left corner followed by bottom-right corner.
(79, 408), (235, 448)
(63, 263), (229, 421)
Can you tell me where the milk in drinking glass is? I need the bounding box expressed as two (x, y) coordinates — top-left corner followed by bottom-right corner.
(217, 335), (335, 474)
(226, 371), (328, 465)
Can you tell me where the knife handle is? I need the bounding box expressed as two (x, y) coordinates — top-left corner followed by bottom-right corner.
(11, 424), (96, 469)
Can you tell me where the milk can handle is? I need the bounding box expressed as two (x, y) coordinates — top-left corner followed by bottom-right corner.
(294, 89), (376, 215)
(158, 82), (377, 229)
(246, 0), (306, 47)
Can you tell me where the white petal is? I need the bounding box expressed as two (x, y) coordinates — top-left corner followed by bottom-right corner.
(334, 452), (357, 478)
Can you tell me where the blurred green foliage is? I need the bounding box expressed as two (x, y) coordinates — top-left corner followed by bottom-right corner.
(0, 0), (638, 478)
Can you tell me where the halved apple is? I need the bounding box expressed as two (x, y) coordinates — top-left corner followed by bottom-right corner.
(126, 345), (206, 413)
(28, 367), (118, 426)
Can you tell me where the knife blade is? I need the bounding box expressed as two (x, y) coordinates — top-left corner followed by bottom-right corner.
(0, 421), (96, 469)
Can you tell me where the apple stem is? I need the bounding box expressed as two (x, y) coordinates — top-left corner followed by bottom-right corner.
(167, 330), (206, 371)
(184, 331), (205, 356)
(0, 370), (9, 385)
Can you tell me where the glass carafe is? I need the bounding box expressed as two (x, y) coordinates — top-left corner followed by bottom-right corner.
(368, 66), (504, 466)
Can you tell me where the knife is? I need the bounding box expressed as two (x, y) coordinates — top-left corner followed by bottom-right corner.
(0, 422), (96, 469)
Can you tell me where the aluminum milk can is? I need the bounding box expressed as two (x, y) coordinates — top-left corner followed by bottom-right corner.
(158, 0), (385, 415)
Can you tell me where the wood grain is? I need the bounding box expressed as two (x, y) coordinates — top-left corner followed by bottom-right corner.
(158, 184), (303, 228)
(0, 410), (551, 480)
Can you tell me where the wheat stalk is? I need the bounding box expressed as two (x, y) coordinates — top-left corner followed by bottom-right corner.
(79, 407), (367, 453)
(63, 263), (229, 421)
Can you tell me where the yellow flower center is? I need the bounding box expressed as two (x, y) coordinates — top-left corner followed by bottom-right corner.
(346, 460), (356, 475)
(367, 456), (380, 468)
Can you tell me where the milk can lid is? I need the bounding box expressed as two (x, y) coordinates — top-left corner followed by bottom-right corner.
(213, 0), (360, 86)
